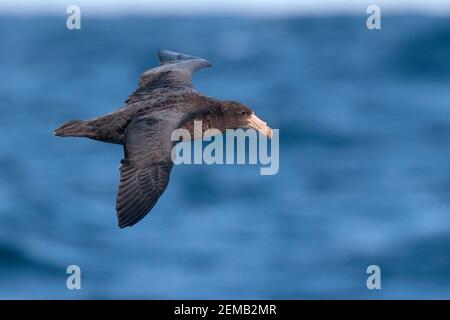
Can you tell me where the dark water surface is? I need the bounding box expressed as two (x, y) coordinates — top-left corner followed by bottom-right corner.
(0, 15), (449, 298)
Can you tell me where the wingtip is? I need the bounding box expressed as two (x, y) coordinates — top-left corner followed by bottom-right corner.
(118, 222), (128, 229)
(156, 48), (211, 67)
(117, 217), (132, 228)
(118, 218), (138, 229)
(202, 58), (212, 67)
(117, 211), (130, 228)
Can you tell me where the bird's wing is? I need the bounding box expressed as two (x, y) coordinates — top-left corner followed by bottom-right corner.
(141, 49), (211, 89)
(125, 49), (211, 104)
(116, 115), (177, 228)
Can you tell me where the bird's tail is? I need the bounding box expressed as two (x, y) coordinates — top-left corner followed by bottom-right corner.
(54, 120), (95, 138)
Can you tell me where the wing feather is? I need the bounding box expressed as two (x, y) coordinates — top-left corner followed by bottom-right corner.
(116, 116), (176, 228)
(125, 49), (211, 105)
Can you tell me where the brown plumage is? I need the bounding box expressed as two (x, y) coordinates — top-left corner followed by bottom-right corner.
(55, 49), (272, 228)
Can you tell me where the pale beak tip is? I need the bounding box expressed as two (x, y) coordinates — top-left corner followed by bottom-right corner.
(248, 114), (273, 138)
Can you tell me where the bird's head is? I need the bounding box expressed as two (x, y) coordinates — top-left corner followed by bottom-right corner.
(221, 101), (273, 138)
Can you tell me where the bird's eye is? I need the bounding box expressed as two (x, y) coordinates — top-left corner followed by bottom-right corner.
(241, 111), (248, 116)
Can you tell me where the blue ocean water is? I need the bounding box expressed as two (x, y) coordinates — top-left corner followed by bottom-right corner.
(0, 15), (449, 299)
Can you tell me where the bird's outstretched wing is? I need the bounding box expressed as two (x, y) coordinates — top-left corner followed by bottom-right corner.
(141, 49), (211, 89)
(125, 49), (211, 104)
(116, 116), (176, 228)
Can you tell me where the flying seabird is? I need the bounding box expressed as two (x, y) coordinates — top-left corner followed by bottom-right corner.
(55, 49), (272, 228)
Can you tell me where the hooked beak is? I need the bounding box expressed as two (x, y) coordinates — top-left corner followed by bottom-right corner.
(247, 114), (273, 138)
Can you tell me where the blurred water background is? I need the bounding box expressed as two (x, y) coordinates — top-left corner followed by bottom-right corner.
(0, 13), (449, 299)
